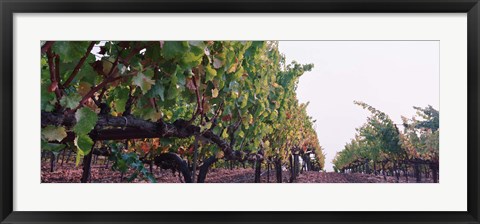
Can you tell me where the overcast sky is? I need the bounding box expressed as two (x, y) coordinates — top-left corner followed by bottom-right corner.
(278, 41), (439, 171)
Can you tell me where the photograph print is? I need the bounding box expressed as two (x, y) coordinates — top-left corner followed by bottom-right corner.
(40, 41), (439, 183)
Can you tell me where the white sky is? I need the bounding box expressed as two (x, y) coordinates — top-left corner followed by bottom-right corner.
(278, 41), (439, 171)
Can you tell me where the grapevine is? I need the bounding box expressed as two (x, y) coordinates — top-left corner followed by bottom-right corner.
(332, 102), (439, 183)
(40, 41), (325, 183)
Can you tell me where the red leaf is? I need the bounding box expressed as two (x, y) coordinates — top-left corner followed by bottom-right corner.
(222, 114), (232, 122)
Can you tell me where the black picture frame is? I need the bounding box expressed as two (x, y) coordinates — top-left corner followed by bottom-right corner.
(1, 0), (479, 223)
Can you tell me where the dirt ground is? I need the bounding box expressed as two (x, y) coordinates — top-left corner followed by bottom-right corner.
(41, 161), (436, 183)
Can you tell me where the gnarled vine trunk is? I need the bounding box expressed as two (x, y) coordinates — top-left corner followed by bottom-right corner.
(49, 152), (56, 172)
(274, 159), (282, 183)
(267, 163), (270, 183)
(81, 150), (94, 183)
(430, 163), (439, 183)
(197, 156), (218, 183)
(254, 160), (261, 183)
(414, 163), (421, 183)
(382, 162), (387, 181)
(154, 153), (192, 183)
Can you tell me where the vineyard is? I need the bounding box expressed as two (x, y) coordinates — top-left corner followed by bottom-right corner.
(332, 102), (439, 183)
(41, 41), (325, 183)
(40, 41), (439, 183)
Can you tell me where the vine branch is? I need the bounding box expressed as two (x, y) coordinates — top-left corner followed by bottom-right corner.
(63, 41), (96, 87)
(46, 49), (62, 101)
(41, 41), (55, 54)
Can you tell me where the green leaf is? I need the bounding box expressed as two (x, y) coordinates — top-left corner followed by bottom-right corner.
(146, 84), (165, 101)
(145, 43), (161, 62)
(41, 57), (48, 67)
(238, 130), (245, 138)
(114, 88), (129, 113)
(200, 122), (212, 132)
(139, 107), (163, 122)
(132, 72), (155, 94)
(189, 41), (206, 49)
(73, 107), (98, 136)
(167, 85), (178, 100)
(205, 64), (217, 82)
(42, 125), (68, 142)
(213, 126), (223, 135)
(74, 134), (94, 154)
(116, 159), (128, 173)
(52, 41), (91, 63)
(76, 55), (97, 85)
(240, 92), (249, 108)
(177, 71), (186, 86)
(41, 141), (66, 152)
(181, 52), (203, 68)
(143, 69), (155, 79)
(189, 41), (207, 56)
(75, 149), (84, 166)
(60, 93), (82, 109)
(161, 41), (188, 60)
(221, 128), (229, 139)
(163, 110), (173, 120)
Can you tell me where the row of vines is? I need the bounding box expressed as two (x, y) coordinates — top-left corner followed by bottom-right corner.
(332, 102), (439, 183)
(40, 41), (325, 183)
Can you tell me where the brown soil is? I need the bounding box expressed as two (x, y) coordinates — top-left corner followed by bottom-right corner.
(41, 161), (436, 183)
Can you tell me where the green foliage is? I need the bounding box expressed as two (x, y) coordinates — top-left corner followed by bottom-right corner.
(333, 102), (439, 171)
(41, 125), (67, 142)
(75, 134), (94, 154)
(73, 107), (98, 136)
(401, 106), (439, 162)
(161, 41), (189, 60)
(412, 105), (439, 131)
(41, 141), (66, 153)
(60, 93), (82, 109)
(111, 87), (129, 113)
(52, 41), (92, 63)
(41, 41), (325, 182)
(109, 142), (157, 183)
(132, 72), (155, 94)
